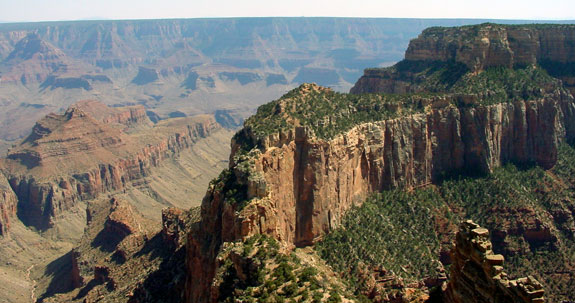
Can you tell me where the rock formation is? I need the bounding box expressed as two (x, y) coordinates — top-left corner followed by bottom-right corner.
(351, 24), (575, 95)
(186, 24), (575, 302)
(187, 87), (574, 302)
(1, 102), (219, 229)
(444, 220), (545, 303)
(0, 171), (17, 236)
(0, 33), (70, 85)
(131, 67), (159, 85)
(69, 100), (151, 130)
(0, 18), (527, 143)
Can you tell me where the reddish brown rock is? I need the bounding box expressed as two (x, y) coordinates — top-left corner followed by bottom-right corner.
(404, 24), (575, 72)
(70, 100), (151, 129)
(1, 102), (220, 229)
(186, 92), (574, 302)
(0, 33), (70, 85)
(185, 25), (575, 302)
(0, 171), (18, 236)
(444, 220), (545, 303)
(105, 198), (140, 238)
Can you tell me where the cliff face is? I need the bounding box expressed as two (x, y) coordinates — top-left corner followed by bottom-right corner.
(185, 24), (575, 302)
(444, 220), (545, 303)
(352, 24), (575, 94)
(2, 103), (219, 229)
(0, 172), (17, 236)
(404, 24), (575, 72)
(186, 88), (575, 302)
(69, 100), (151, 130)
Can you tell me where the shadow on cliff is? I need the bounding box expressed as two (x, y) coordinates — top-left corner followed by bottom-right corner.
(128, 233), (187, 302)
(37, 251), (76, 302)
(436, 160), (538, 185)
(91, 227), (128, 253)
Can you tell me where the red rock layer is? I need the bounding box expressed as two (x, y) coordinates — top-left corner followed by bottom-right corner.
(0, 33), (77, 85)
(186, 91), (575, 302)
(0, 172), (18, 236)
(444, 220), (545, 303)
(404, 25), (575, 72)
(70, 100), (150, 129)
(3, 109), (219, 229)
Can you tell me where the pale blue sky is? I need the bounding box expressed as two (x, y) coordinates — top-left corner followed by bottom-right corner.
(1, 0), (574, 22)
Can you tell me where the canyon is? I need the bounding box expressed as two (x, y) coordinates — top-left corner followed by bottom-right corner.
(186, 24), (575, 302)
(0, 99), (233, 302)
(2, 21), (575, 303)
(0, 18), (571, 151)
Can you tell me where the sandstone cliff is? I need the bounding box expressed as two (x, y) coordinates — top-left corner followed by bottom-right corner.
(186, 24), (575, 302)
(351, 24), (575, 95)
(0, 171), (17, 236)
(1, 103), (219, 229)
(444, 220), (545, 303)
(187, 84), (575, 302)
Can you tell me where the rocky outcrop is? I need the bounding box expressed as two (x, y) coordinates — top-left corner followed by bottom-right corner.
(186, 24), (575, 302)
(404, 24), (575, 73)
(70, 100), (151, 129)
(352, 24), (575, 94)
(0, 172), (17, 236)
(444, 220), (545, 303)
(2, 104), (219, 229)
(186, 90), (575, 302)
(105, 198), (141, 239)
(161, 207), (200, 249)
(0, 33), (70, 85)
(131, 67), (159, 85)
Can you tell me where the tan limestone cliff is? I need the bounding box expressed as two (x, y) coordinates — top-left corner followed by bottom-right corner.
(69, 100), (152, 130)
(444, 220), (545, 303)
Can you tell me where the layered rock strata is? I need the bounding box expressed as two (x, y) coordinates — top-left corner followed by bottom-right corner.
(352, 24), (575, 94)
(186, 24), (575, 302)
(2, 104), (219, 228)
(444, 220), (545, 303)
(187, 87), (575, 302)
(69, 100), (151, 130)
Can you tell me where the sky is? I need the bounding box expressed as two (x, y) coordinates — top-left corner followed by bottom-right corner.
(1, 0), (574, 23)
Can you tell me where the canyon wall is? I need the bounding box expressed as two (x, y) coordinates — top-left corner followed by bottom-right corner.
(0, 172), (17, 236)
(187, 90), (575, 302)
(352, 24), (575, 94)
(404, 25), (575, 72)
(2, 109), (219, 229)
(186, 24), (575, 302)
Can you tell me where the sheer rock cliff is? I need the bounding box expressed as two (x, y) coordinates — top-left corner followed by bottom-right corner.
(185, 24), (575, 302)
(351, 24), (575, 95)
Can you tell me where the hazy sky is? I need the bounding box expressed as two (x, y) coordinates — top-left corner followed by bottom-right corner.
(1, 0), (574, 22)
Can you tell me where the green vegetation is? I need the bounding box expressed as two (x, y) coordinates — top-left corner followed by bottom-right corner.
(241, 84), (427, 141)
(317, 143), (575, 302)
(449, 65), (559, 104)
(209, 168), (249, 209)
(217, 235), (348, 303)
(317, 189), (444, 282)
(237, 63), (562, 149)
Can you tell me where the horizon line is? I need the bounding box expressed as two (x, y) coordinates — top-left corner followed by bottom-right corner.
(1, 16), (575, 25)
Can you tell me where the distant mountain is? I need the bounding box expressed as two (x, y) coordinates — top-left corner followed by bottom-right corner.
(0, 18), (572, 144)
